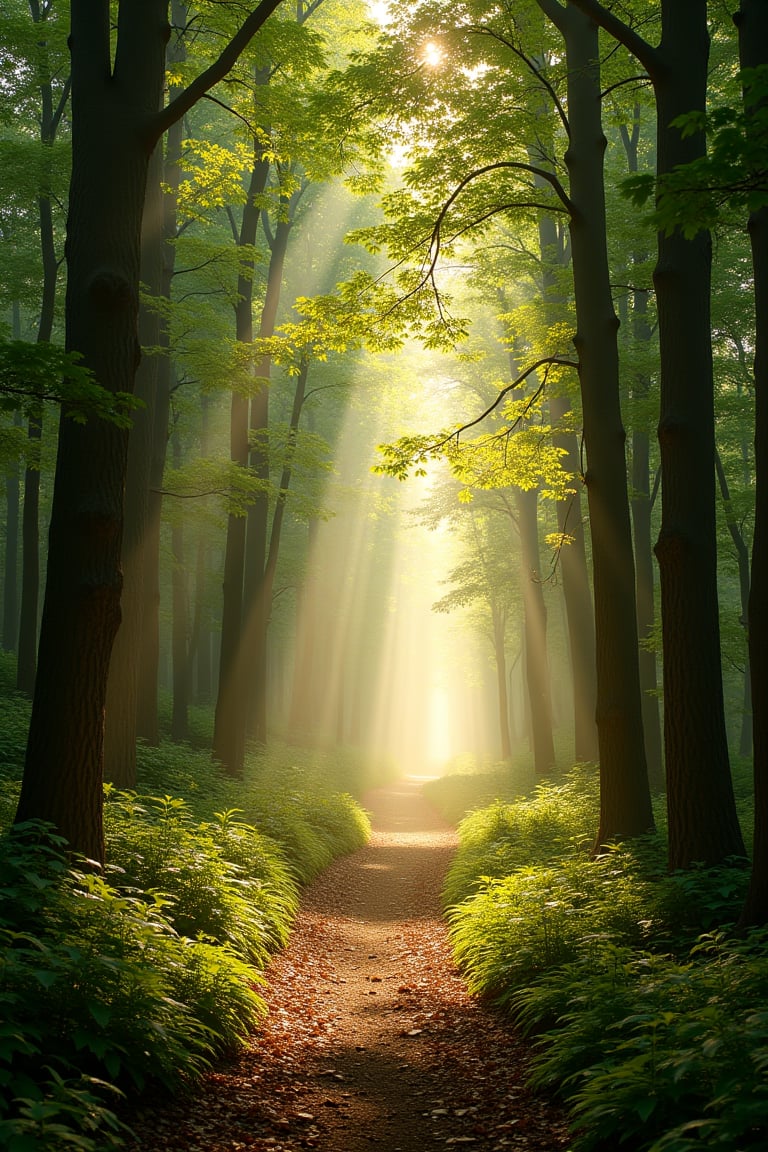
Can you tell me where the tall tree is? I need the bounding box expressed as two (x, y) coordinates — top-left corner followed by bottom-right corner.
(735, 0), (768, 925)
(16, 0), (70, 697)
(15, 0), (286, 864)
(570, 0), (745, 866)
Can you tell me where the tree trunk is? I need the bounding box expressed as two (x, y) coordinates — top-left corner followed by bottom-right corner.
(16, 23), (64, 694)
(190, 394), (212, 703)
(244, 208), (295, 744)
(736, 0), (768, 925)
(570, 0), (743, 866)
(107, 3), (187, 775)
(16, 416), (41, 696)
(3, 412), (21, 653)
(531, 100), (599, 767)
(629, 285), (664, 789)
(492, 601), (512, 761)
(652, 6), (745, 866)
(212, 148), (270, 775)
(714, 448), (752, 748)
(516, 487), (556, 774)
(541, 0), (654, 840)
(549, 392), (599, 762)
(13, 0), (286, 860)
(103, 140), (164, 787)
(170, 421), (189, 742)
(288, 517), (319, 738)
(617, 114), (664, 788)
(15, 2), (167, 861)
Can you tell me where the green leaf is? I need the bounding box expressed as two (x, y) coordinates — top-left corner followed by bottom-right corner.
(31, 969), (58, 989)
(87, 1002), (112, 1028)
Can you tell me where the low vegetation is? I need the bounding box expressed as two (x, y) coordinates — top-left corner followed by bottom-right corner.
(0, 686), (373, 1151)
(441, 765), (765, 1152)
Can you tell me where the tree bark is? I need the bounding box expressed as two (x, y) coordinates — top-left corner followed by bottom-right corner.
(492, 600), (512, 761)
(618, 111), (664, 788)
(16, 7), (64, 693)
(170, 419), (189, 741)
(569, 0), (743, 869)
(736, 0), (768, 925)
(15, 2), (164, 860)
(549, 392), (599, 762)
(15, 0), (284, 862)
(629, 343), (664, 791)
(16, 416), (40, 695)
(103, 139), (164, 786)
(540, 0), (654, 840)
(212, 145), (270, 775)
(3, 411), (21, 653)
(244, 206), (296, 744)
(107, 2), (187, 776)
(652, 6), (745, 866)
(516, 487), (556, 774)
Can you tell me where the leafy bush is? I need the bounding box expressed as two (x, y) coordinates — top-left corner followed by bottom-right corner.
(449, 846), (656, 1007)
(0, 731), (372, 1149)
(446, 764), (761, 1152)
(0, 822), (268, 1149)
(516, 933), (768, 1152)
(105, 792), (299, 964)
(442, 764), (601, 906)
(132, 741), (372, 883)
(0, 1068), (129, 1152)
(422, 766), (534, 826)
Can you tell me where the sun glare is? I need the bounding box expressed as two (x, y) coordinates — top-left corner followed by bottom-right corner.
(423, 41), (444, 68)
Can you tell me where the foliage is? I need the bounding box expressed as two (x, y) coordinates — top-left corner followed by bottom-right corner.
(422, 766), (527, 825)
(0, 824), (208, 1149)
(515, 933), (768, 1152)
(622, 65), (768, 237)
(133, 740), (373, 883)
(448, 845), (658, 1008)
(445, 767), (760, 1152)
(441, 764), (600, 906)
(104, 792), (298, 965)
(0, 339), (140, 427)
(0, 732), (373, 1150)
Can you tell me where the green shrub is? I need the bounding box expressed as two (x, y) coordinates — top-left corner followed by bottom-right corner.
(105, 792), (299, 964)
(1, 734), (372, 1149)
(443, 765), (601, 906)
(0, 822), (267, 1149)
(132, 740), (372, 883)
(446, 770), (762, 1152)
(0, 1068), (129, 1152)
(551, 933), (768, 1152)
(448, 846), (656, 1007)
(422, 766), (532, 826)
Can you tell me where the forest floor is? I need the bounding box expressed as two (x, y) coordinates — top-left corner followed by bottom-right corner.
(125, 778), (571, 1152)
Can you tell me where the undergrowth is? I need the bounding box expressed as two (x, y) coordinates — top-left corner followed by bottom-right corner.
(0, 697), (375, 1151)
(444, 764), (762, 1152)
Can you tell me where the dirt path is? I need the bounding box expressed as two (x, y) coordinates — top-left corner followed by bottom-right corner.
(127, 779), (570, 1152)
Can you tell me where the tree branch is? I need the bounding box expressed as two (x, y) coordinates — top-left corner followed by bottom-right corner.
(566, 0), (659, 77)
(435, 355), (577, 447)
(467, 22), (570, 138)
(151, 0), (285, 143)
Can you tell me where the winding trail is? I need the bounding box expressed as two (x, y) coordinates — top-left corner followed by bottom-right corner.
(128, 779), (569, 1152)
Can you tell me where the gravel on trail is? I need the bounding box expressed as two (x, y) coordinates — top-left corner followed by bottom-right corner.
(126, 778), (571, 1152)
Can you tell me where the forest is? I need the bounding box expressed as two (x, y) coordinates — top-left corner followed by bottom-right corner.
(0, 0), (767, 1148)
